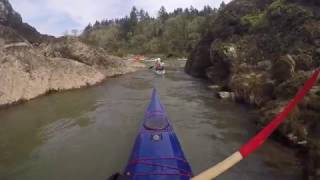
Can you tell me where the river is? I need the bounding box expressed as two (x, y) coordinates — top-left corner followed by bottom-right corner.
(0, 60), (302, 180)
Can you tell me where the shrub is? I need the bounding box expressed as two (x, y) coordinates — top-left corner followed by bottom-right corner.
(241, 12), (266, 30)
(267, 0), (313, 26)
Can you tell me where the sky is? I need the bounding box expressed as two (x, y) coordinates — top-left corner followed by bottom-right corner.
(10, 0), (231, 36)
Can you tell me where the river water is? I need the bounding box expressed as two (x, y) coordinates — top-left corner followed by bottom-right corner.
(0, 60), (302, 180)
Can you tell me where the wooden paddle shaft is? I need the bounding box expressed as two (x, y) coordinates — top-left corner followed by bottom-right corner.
(191, 152), (243, 180)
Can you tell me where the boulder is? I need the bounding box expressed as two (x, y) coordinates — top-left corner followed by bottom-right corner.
(257, 60), (272, 70)
(205, 42), (238, 85)
(230, 72), (274, 106)
(0, 43), (144, 107)
(275, 71), (310, 98)
(0, 47), (104, 106)
(41, 38), (125, 73)
(185, 35), (213, 77)
(272, 54), (296, 83)
(292, 54), (314, 71)
(205, 66), (230, 86)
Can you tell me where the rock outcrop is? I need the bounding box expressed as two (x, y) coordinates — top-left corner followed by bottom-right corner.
(0, 0), (144, 107)
(0, 46), (105, 105)
(0, 0), (46, 43)
(186, 0), (320, 178)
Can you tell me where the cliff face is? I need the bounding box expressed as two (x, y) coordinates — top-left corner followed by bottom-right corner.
(0, 0), (44, 43)
(186, 0), (320, 178)
(0, 0), (144, 106)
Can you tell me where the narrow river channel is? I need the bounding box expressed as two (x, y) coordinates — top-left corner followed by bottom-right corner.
(0, 60), (302, 180)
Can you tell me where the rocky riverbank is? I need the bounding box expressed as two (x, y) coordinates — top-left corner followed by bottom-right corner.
(0, 0), (144, 107)
(185, 0), (320, 179)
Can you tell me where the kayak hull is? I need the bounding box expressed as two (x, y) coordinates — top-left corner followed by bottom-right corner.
(124, 89), (192, 180)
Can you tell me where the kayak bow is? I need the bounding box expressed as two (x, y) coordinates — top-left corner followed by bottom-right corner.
(124, 88), (193, 179)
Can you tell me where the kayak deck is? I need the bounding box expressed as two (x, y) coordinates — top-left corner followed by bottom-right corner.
(124, 89), (192, 179)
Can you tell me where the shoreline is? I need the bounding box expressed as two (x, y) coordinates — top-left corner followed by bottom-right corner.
(0, 61), (145, 110)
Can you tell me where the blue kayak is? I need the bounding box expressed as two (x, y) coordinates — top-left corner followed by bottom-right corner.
(123, 88), (193, 180)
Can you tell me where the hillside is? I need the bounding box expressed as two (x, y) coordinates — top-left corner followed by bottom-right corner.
(80, 5), (223, 57)
(0, 0), (143, 107)
(185, 0), (320, 178)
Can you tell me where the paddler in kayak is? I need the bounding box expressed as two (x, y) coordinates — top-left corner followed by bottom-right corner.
(154, 58), (164, 71)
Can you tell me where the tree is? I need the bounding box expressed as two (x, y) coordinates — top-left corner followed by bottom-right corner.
(145, 12), (151, 20)
(94, 21), (101, 28)
(219, 1), (227, 10)
(130, 6), (138, 25)
(163, 15), (189, 54)
(202, 5), (213, 16)
(138, 9), (147, 21)
(158, 6), (169, 22)
(80, 5), (216, 56)
(83, 23), (92, 34)
(173, 8), (183, 16)
(189, 6), (198, 16)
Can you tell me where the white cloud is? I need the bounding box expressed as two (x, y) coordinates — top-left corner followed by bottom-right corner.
(10, 0), (231, 36)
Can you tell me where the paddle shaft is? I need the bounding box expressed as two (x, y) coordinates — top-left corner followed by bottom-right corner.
(191, 152), (243, 180)
(192, 68), (320, 180)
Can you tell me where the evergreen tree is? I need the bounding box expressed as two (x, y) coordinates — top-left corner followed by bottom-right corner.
(130, 6), (138, 25)
(83, 23), (92, 33)
(158, 6), (169, 22)
(145, 12), (151, 20)
(219, 1), (226, 10)
(173, 8), (183, 16)
(94, 21), (100, 28)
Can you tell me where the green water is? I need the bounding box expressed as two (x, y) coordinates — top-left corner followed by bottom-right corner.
(0, 61), (302, 180)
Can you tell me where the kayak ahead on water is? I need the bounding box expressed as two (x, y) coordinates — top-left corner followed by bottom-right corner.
(109, 88), (192, 180)
(148, 66), (166, 75)
(153, 69), (166, 75)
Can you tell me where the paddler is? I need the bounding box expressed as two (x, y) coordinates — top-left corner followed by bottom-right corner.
(155, 58), (164, 71)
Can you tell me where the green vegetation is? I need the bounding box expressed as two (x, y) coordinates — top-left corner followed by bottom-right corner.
(268, 0), (286, 12)
(267, 0), (312, 22)
(240, 0), (312, 32)
(81, 5), (223, 56)
(316, 91), (320, 96)
(241, 12), (266, 30)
